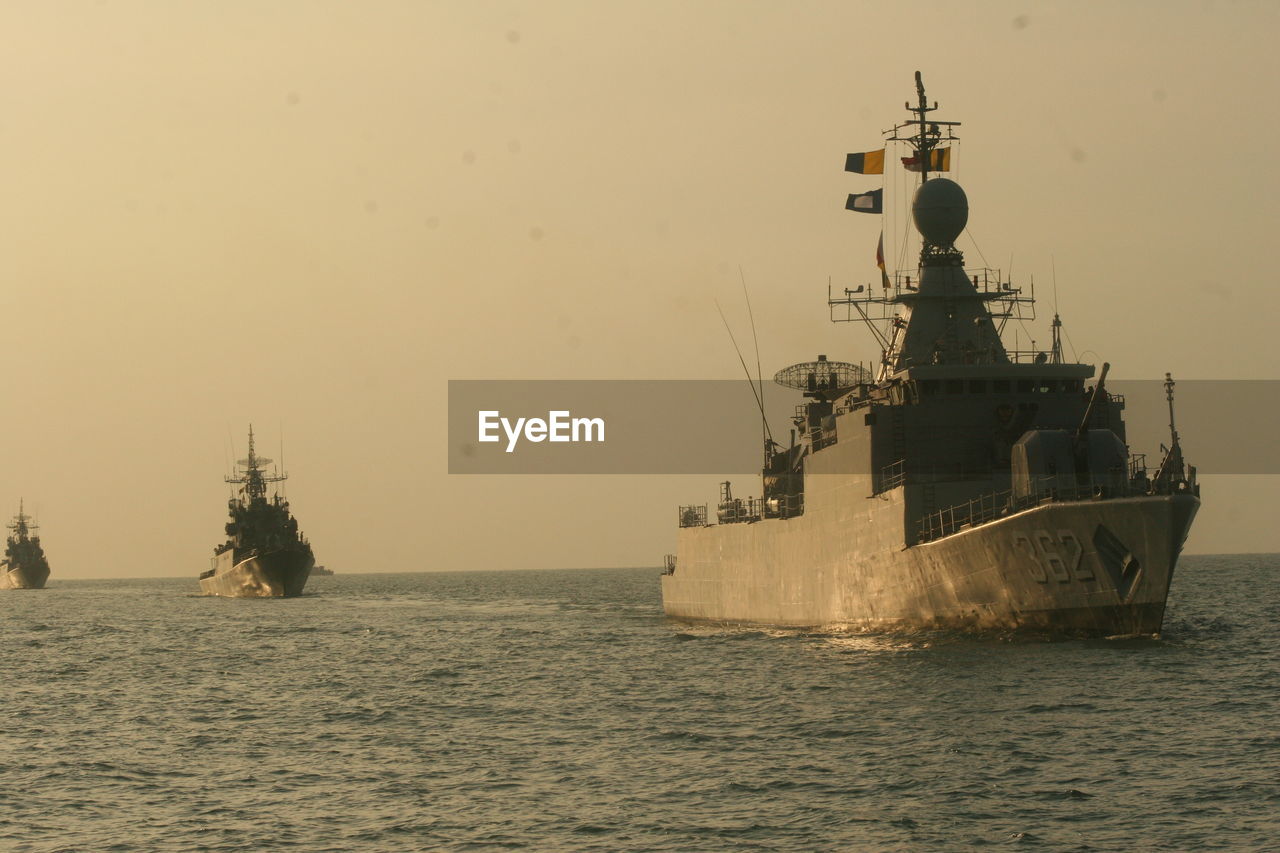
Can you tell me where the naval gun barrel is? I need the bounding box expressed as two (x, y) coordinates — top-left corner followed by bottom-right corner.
(1077, 362), (1111, 441)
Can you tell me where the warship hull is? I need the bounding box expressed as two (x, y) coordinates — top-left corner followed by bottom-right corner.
(664, 76), (1202, 640)
(199, 549), (312, 598)
(663, 485), (1199, 637)
(0, 563), (49, 590)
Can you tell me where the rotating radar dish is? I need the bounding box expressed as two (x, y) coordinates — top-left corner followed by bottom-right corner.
(774, 355), (869, 396)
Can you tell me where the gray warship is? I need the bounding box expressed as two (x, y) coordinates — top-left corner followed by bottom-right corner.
(0, 501), (50, 590)
(200, 427), (314, 597)
(662, 74), (1200, 637)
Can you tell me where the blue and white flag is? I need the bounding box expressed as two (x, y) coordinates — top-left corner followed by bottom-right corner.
(845, 188), (883, 214)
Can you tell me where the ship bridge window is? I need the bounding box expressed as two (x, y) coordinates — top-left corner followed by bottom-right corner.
(968, 380), (987, 394)
(1064, 379), (1083, 393)
(945, 379), (964, 394)
(992, 379), (1011, 394)
(1037, 379), (1060, 393)
(1016, 379), (1034, 394)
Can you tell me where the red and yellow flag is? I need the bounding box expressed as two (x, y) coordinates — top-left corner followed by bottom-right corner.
(901, 147), (951, 172)
(876, 232), (890, 289)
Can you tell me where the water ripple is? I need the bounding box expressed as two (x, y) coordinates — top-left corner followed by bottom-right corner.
(0, 557), (1275, 850)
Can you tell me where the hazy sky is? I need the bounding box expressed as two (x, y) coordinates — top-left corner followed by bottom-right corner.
(1, 1), (1276, 577)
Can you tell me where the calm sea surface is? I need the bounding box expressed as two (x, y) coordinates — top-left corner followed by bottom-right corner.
(2, 555), (1277, 851)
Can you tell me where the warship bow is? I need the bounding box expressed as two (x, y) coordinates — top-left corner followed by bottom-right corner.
(662, 74), (1199, 637)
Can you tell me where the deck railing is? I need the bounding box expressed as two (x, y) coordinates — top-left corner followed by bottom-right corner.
(717, 497), (762, 524)
(678, 505), (708, 528)
(763, 493), (805, 520)
(917, 475), (1136, 543)
(877, 459), (906, 493)
(677, 494), (805, 528)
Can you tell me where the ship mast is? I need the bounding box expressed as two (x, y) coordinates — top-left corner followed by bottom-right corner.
(912, 71), (936, 186)
(1157, 372), (1186, 483)
(8, 498), (35, 540)
(227, 424), (287, 501)
(889, 72), (961, 231)
(830, 73), (1038, 376)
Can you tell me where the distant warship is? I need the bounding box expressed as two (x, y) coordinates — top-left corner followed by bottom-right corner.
(200, 427), (314, 597)
(662, 74), (1199, 637)
(311, 564), (334, 576)
(0, 501), (50, 590)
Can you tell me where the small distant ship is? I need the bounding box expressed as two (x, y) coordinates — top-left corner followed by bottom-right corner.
(0, 501), (50, 590)
(311, 565), (334, 576)
(200, 427), (314, 597)
(662, 74), (1199, 637)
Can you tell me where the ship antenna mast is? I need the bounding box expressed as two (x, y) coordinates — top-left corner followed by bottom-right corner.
(912, 71), (936, 184)
(1050, 258), (1063, 364)
(885, 71), (960, 257)
(715, 299), (775, 464)
(1153, 372), (1187, 487)
(740, 267), (773, 468)
(227, 424), (287, 501)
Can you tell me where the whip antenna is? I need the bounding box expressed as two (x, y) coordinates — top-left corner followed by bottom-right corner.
(740, 266), (772, 458)
(715, 299), (773, 449)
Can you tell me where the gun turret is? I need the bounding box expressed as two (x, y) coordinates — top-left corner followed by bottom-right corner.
(1076, 361), (1110, 441)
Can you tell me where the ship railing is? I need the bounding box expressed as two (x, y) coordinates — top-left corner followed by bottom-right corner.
(917, 488), (1016, 543)
(916, 475), (1140, 543)
(885, 266), (1013, 295)
(1004, 349), (1055, 364)
(717, 497), (762, 525)
(1129, 453), (1148, 480)
(678, 505), (708, 528)
(662, 554), (677, 576)
(890, 464), (1005, 485)
(763, 492), (805, 520)
(876, 459), (906, 493)
(679, 494), (804, 527)
(812, 430), (837, 451)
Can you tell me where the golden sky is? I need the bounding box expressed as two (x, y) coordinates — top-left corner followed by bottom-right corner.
(1, 1), (1275, 576)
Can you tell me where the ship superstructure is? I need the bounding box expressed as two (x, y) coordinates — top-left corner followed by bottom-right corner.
(661, 74), (1199, 637)
(0, 500), (50, 590)
(199, 426), (314, 597)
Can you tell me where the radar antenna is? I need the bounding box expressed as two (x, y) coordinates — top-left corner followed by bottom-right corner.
(8, 498), (36, 537)
(226, 424), (287, 501)
(774, 355), (870, 399)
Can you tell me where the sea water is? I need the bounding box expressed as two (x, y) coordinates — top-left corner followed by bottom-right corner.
(1, 555), (1276, 850)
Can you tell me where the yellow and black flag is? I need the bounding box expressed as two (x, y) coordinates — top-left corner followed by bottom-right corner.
(901, 147), (951, 172)
(844, 149), (885, 175)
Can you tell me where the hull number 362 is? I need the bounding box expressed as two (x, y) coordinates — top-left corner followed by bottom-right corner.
(1013, 530), (1095, 583)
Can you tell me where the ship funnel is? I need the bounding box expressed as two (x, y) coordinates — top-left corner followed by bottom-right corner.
(912, 178), (968, 247)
